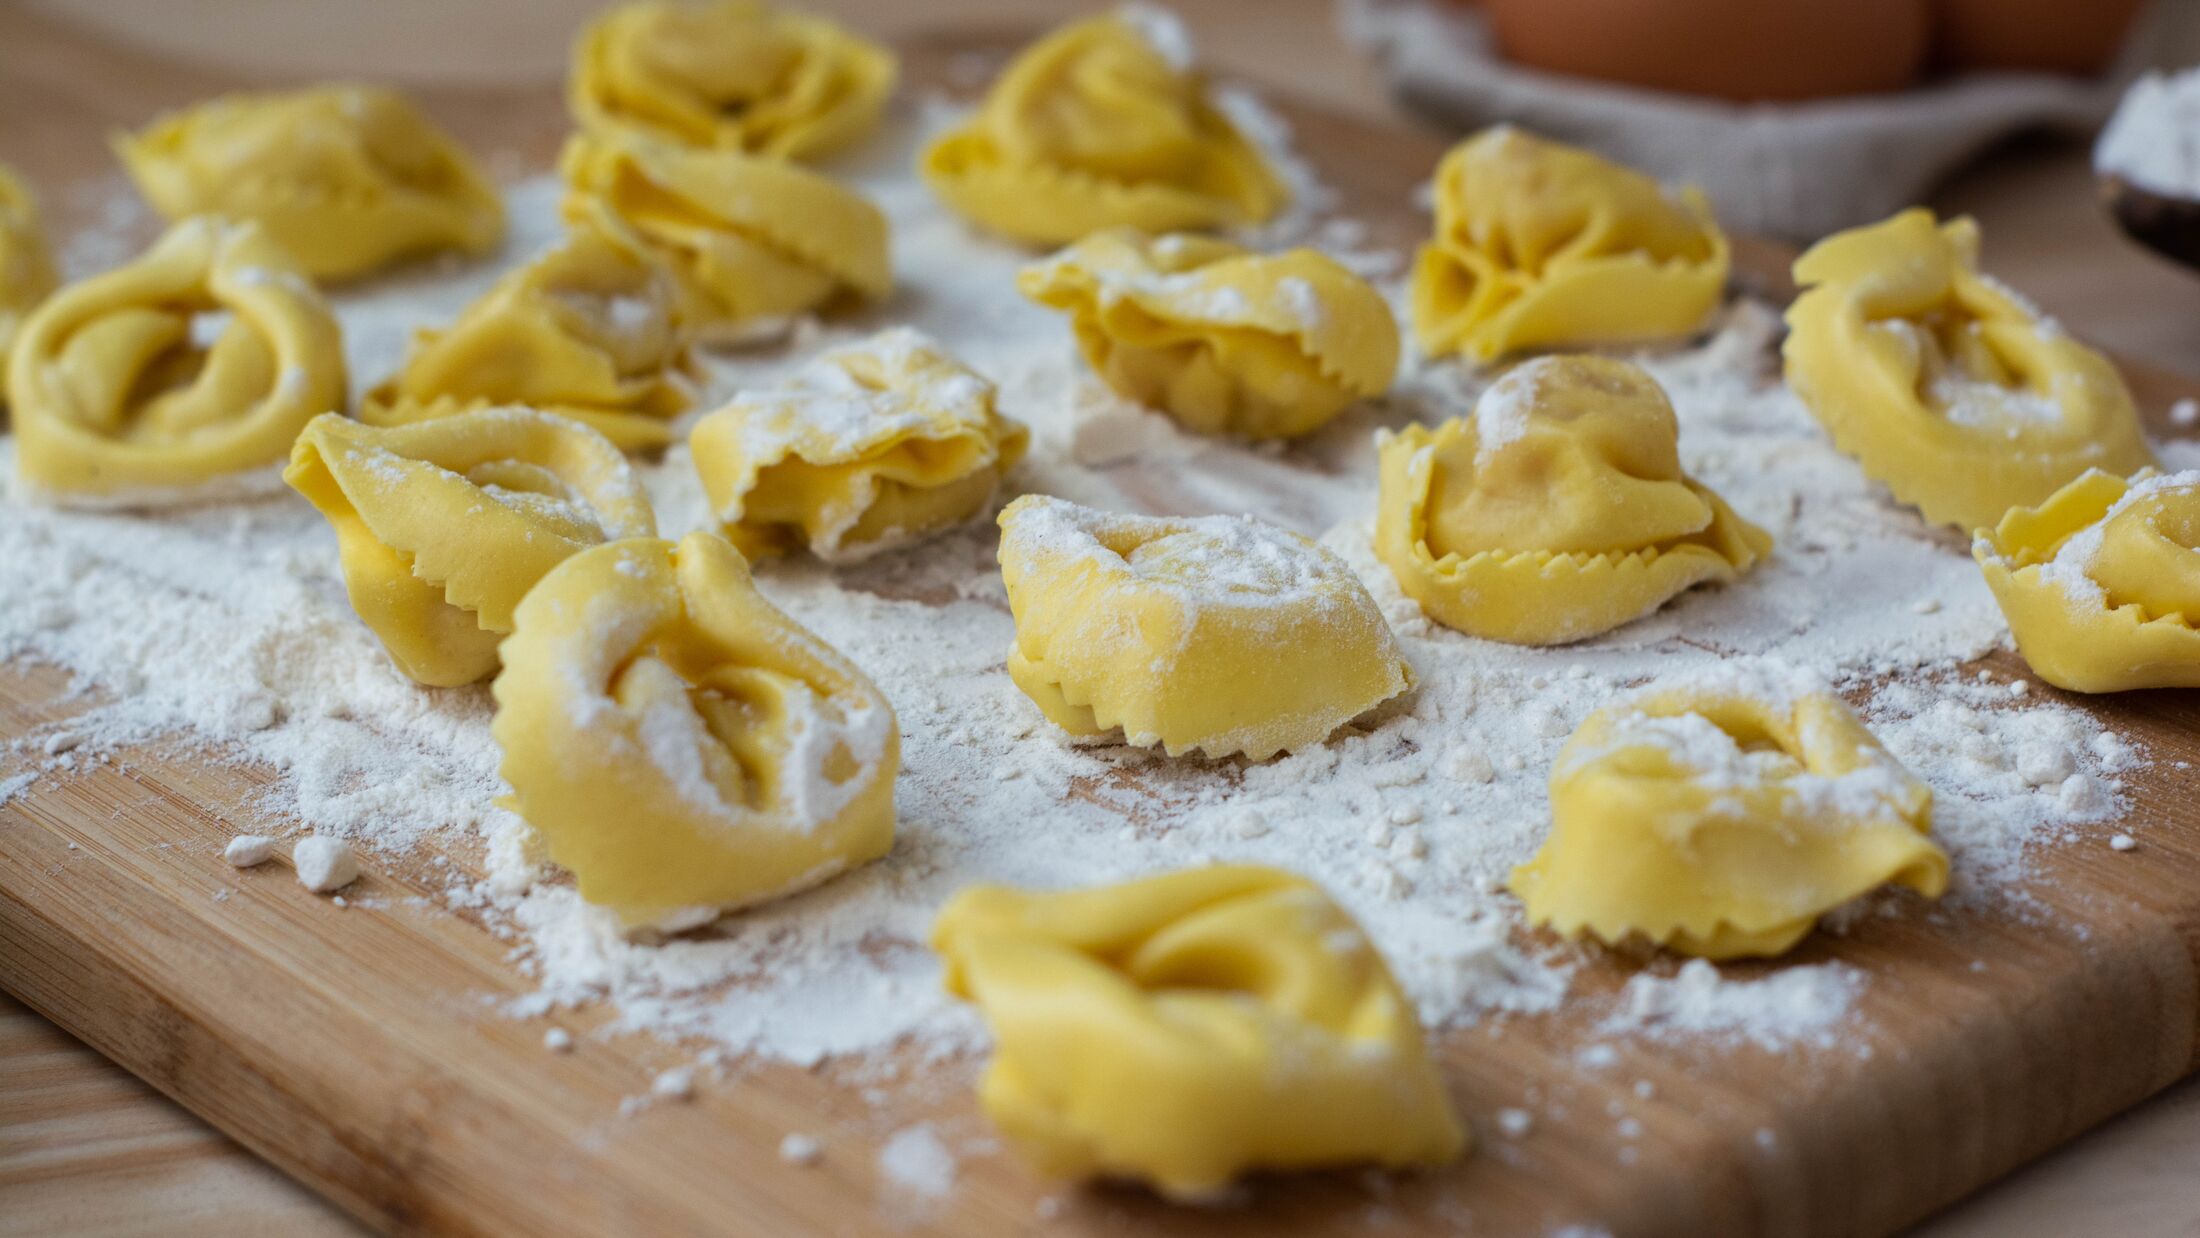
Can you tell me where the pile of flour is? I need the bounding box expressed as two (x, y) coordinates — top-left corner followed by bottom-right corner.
(0, 89), (2161, 1069)
(2098, 66), (2200, 197)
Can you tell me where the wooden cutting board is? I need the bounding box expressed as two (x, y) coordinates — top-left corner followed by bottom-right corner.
(3, 11), (2197, 1237)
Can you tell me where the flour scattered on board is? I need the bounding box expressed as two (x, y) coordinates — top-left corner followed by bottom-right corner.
(878, 1123), (959, 1199)
(292, 836), (360, 894)
(0, 86), (2167, 1087)
(779, 1133), (824, 1166)
(1604, 960), (1868, 1052)
(224, 834), (277, 868)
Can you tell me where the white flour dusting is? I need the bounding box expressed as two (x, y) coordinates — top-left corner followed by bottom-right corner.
(2097, 67), (2200, 198)
(1604, 959), (1866, 1051)
(2026, 469), (2200, 611)
(0, 86), (2167, 1079)
(1116, 2), (1195, 72)
(878, 1122), (959, 1199)
(224, 834), (277, 867)
(292, 835), (360, 893)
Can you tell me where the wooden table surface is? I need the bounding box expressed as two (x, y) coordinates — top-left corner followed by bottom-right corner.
(3, 2), (2199, 1236)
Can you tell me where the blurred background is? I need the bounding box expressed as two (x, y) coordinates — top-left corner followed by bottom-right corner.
(21, 0), (2200, 104)
(15, 0), (2200, 376)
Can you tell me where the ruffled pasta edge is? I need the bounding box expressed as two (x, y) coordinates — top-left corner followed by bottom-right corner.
(1973, 469), (2200, 692)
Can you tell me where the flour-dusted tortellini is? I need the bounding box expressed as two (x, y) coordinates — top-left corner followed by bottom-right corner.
(492, 531), (899, 930)
(1975, 468), (2200, 692)
(1018, 230), (1399, 440)
(9, 217), (345, 501)
(570, 0), (894, 160)
(1375, 355), (1769, 645)
(286, 408), (657, 687)
(1784, 209), (2156, 533)
(364, 208), (695, 451)
(689, 328), (1027, 562)
(1410, 126), (1729, 365)
(921, 11), (1286, 246)
(1511, 667), (1950, 959)
(114, 84), (504, 282)
(932, 865), (1465, 1199)
(0, 163), (58, 395)
(559, 130), (890, 338)
(997, 496), (1413, 760)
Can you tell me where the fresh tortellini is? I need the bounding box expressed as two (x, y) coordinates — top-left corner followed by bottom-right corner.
(1510, 670), (1950, 959)
(1975, 468), (2200, 692)
(364, 209), (695, 451)
(689, 328), (1028, 562)
(491, 531), (900, 931)
(0, 163), (58, 394)
(997, 495), (1412, 761)
(285, 408), (657, 687)
(114, 84), (504, 282)
(1410, 126), (1729, 365)
(570, 0), (894, 160)
(1018, 230), (1399, 440)
(9, 218), (345, 501)
(1784, 209), (2155, 533)
(1374, 355), (1769, 645)
(559, 130), (890, 339)
(932, 865), (1465, 1199)
(921, 12), (1286, 246)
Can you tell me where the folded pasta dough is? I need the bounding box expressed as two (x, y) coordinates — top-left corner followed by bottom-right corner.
(690, 328), (1026, 562)
(1511, 669), (1949, 959)
(0, 163), (58, 396)
(997, 495), (1412, 761)
(115, 84), (503, 282)
(1374, 355), (1769, 645)
(932, 865), (1465, 1199)
(1784, 209), (2155, 532)
(363, 208), (695, 451)
(559, 130), (890, 338)
(1410, 126), (1728, 364)
(286, 407), (657, 687)
(1018, 230), (1398, 439)
(1975, 468), (2200, 692)
(9, 217), (345, 500)
(491, 531), (899, 930)
(570, 0), (894, 160)
(921, 12), (1285, 245)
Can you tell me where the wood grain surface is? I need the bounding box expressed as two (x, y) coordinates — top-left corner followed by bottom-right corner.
(0, 993), (354, 1238)
(2, 10), (2198, 1238)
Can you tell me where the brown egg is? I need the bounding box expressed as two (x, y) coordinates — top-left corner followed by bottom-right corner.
(1933, 0), (2149, 76)
(1482, 0), (1931, 103)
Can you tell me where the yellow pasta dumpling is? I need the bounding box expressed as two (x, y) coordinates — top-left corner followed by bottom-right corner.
(9, 217), (345, 501)
(1974, 467), (2200, 692)
(921, 12), (1285, 246)
(0, 163), (58, 395)
(570, 0), (894, 160)
(932, 865), (1465, 1199)
(491, 531), (899, 930)
(363, 209), (695, 451)
(559, 130), (890, 338)
(690, 328), (1027, 562)
(1510, 670), (1949, 959)
(114, 84), (504, 282)
(1410, 126), (1728, 364)
(1784, 209), (2155, 533)
(997, 495), (1412, 761)
(1018, 230), (1398, 440)
(1374, 355), (1769, 645)
(286, 407), (657, 687)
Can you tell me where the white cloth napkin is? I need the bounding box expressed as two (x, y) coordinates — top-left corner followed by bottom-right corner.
(1339, 0), (2163, 240)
